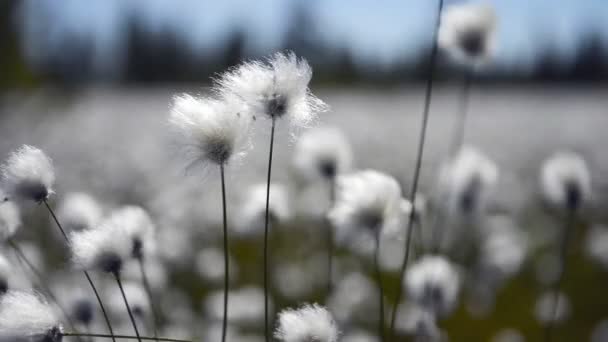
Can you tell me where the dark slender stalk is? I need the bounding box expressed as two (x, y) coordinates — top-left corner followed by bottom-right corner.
(450, 70), (473, 156)
(373, 231), (385, 342)
(543, 211), (575, 342)
(263, 118), (276, 342)
(114, 273), (142, 342)
(62, 332), (192, 342)
(137, 257), (159, 341)
(220, 163), (230, 342)
(326, 178), (337, 298)
(389, 0), (444, 340)
(43, 199), (116, 342)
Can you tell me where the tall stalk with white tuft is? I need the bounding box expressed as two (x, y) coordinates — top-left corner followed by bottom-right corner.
(292, 126), (353, 296)
(275, 303), (339, 342)
(169, 92), (253, 342)
(438, 2), (497, 152)
(539, 152), (591, 342)
(328, 170), (402, 342)
(217, 51), (327, 342)
(1, 145), (116, 342)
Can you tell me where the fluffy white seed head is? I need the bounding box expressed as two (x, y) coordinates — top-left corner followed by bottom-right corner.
(56, 192), (102, 232)
(329, 170), (402, 243)
(216, 51), (328, 127)
(540, 151), (591, 212)
(438, 146), (498, 220)
(406, 255), (461, 318)
(438, 2), (497, 68)
(0, 290), (62, 341)
(292, 127), (353, 184)
(481, 216), (527, 278)
(107, 281), (150, 320)
(236, 183), (291, 235)
(275, 304), (339, 342)
(169, 93), (253, 168)
(1, 145), (55, 203)
(69, 219), (132, 274)
(0, 201), (20, 241)
(106, 205), (156, 259)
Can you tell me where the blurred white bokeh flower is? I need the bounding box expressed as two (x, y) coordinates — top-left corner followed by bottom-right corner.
(534, 291), (570, 324)
(56, 192), (103, 232)
(0, 201), (20, 241)
(275, 303), (339, 342)
(236, 183), (290, 236)
(540, 151), (591, 212)
(106, 205), (156, 259)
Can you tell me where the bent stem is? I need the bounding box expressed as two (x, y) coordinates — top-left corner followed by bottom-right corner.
(373, 231), (385, 342)
(114, 272), (143, 342)
(220, 163), (230, 342)
(544, 211), (575, 342)
(137, 257), (160, 341)
(43, 199), (117, 342)
(62, 332), (192, 342)
(263, 118), (276, 342)
(388, 0), (445, 340)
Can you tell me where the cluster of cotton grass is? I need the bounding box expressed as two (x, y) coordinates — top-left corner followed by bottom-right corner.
(0, 2), (605, 342)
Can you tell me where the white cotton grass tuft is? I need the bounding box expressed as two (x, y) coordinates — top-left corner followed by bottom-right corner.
(480, 216), (528, 278)
(169, 93), (253, 168)
(236, 182), (291, 235)
(328, 170), (402, 244)
(105, 205), (156, 259)
(0, 290), (62, 340)
(534, 291), (570, 324)
(216, 51), (328, 128)
(0, 254), (11, 294)
(0, 201), (20, 241)
(405, 255), (461, 318)
(438, 146), (498, 220)
(438, 2), (497, 69)
(69, 219), (132, 274)
(1, 145), (55, 203)
(56, 192), (103, 232)
(292, 126), (353, 184)
(107, 281), (150, 320)
(275, 303), (339, 342)
(540, 151), (591, 212)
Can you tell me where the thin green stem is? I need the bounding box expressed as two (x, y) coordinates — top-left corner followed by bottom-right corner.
(220, 163), (230, 342)
(137, 257), (159, 341)
(43, 199), (116, 342)
(62, 332), (191, 342)
(388, 0), (444, 340)
(114, 273), (142, 342)
(263, 118), (276, 342)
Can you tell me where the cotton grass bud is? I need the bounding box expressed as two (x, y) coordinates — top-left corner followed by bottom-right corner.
(328, 170), (402, 243)
(438, 2), (497, 68)
(56, 192), (102, 232)
(1, 145), (55, 203)
(216, 51), (328, 126)
(0, 201), (20, 241)
(106, 205), (156, 259)
(0, 291), (62, 341)
(275, 303), (339, 342)
(292, 127), (353, 183)
(169, 93), (253, 168)
(540, 151), (591, 213)
(69, 219), (132, 274)
(406, 255), (461, 318)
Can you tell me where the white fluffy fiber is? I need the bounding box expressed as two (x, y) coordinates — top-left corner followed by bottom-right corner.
(1, 145), (55, 202)
(0, 290), (61, 338)
(57, 192), (103, 232)
(236, 183), (291, 236)
(107, 281), (150, 319)
(216, 51), (328, 127)
(540, 151), (591, 211)
(106, 205), (156, 258)
(69, 218), (132, 272)
(169, 93), (253, 167)
(275, 303), (339, 342)
(0, 201), (20, 241)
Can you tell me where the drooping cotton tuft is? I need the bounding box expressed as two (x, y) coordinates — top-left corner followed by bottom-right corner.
(292, 127), (353, 184)
(1, 145), (55, 203)
(0, 290), (62, 341)
(438, 2), (497, 68)
(56, 192), (102, 232)
(540, 151), (591, 212)
(275, 303), (339, 342)
(169, 93), (253, 167)
(328, 170), (402, 243)
(0, 201), (20, 241)
(69, 219), (132, 274)
(405, 255), (461, 318)
(216, 51), (328, 127)
(105, 205), (156, 259)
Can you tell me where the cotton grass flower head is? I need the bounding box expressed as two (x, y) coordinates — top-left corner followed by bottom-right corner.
(405, 255), (461, 318)
(216, 51), (328, 127)
(292, 127), (353, 184)
(540, 151), (591, 213)
(69, 219), (132, 274)
(106, 205), (156, 259)
(0, 201), (20, 241)
(169, 93), (253, 168)
(56, 192), (102, 232)
(438, 2), (497, 69)
(1, 145), (55, 203)
(328, 170), (402, 244)
(275, 303), (339, 342)
(236, 182), (290, 235)
(0, 290), (62, 341)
